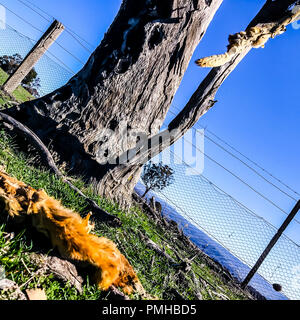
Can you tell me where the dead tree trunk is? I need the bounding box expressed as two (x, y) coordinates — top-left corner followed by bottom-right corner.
(93, 0), (299, 203)
(3, 0), (223, 202)
(3, 0), (297, 204)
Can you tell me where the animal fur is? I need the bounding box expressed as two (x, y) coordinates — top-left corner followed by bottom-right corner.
(0, 171), (144, 296)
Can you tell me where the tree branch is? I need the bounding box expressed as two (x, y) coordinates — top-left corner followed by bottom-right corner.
(121, 0), (299, 166)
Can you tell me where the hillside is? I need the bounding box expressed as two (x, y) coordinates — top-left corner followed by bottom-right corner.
(0, 68), (33, 106)
(0, 93), (253, 300)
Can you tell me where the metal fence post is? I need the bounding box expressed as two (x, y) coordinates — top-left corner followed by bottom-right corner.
(241, 200), (300, 289)
(2, 20), (64, 95)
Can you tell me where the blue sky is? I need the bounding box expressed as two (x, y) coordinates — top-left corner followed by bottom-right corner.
(0, 1), (299, 250)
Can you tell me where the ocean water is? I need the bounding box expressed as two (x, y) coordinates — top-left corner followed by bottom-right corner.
(135, 182), (288, 300)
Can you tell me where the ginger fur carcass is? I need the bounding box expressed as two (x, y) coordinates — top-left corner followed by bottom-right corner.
(0, 171), (144, 296)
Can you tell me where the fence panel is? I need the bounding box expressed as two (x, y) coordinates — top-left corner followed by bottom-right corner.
(0, 24), (74, 97)
(1, 14), (299, 301)
(137, 159), (300, 300)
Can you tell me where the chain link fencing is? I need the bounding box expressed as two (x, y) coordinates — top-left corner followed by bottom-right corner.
(135, 154), (300, 300)
(0, 9), (299, 301)
(0, 22), (74, 98)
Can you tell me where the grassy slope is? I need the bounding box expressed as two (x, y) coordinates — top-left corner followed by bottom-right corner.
(0, 68), (33, 106)
(0, 93), (250, 301)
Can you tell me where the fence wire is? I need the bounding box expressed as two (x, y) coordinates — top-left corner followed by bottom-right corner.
(136, 157), (300, 300)
(0, 13), (299, 301)
(0, 23), (74, 97)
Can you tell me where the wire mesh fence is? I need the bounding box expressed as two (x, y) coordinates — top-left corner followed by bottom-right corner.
(0, 22), (74, 97)
(0, 4), (299, 301)
(135, 156), (300, 300)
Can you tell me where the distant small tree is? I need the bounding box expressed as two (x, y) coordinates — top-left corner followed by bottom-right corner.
(0, 54), (41, 97)
(141, 161), (175, 198)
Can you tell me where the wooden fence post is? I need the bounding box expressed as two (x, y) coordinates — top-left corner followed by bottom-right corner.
(2, 20), (64, 95)
(241, 200), (300, 289)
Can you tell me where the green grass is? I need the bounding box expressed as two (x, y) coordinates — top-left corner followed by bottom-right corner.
(0, 225), (102, 300)
(0, 68), (33, 104)
(0, 68), (9, 84)
(0, 88), (250, 300)
(0, 131), (250, 300)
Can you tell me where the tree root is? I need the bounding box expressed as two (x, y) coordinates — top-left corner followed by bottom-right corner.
(0, 111), (120, 226)
(29, 253), (84, 293)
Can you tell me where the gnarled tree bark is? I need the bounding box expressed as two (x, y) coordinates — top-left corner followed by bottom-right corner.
(93, 0), (299, 205)
(3, 0), (298, 205)
(3, 0), (223, 203)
